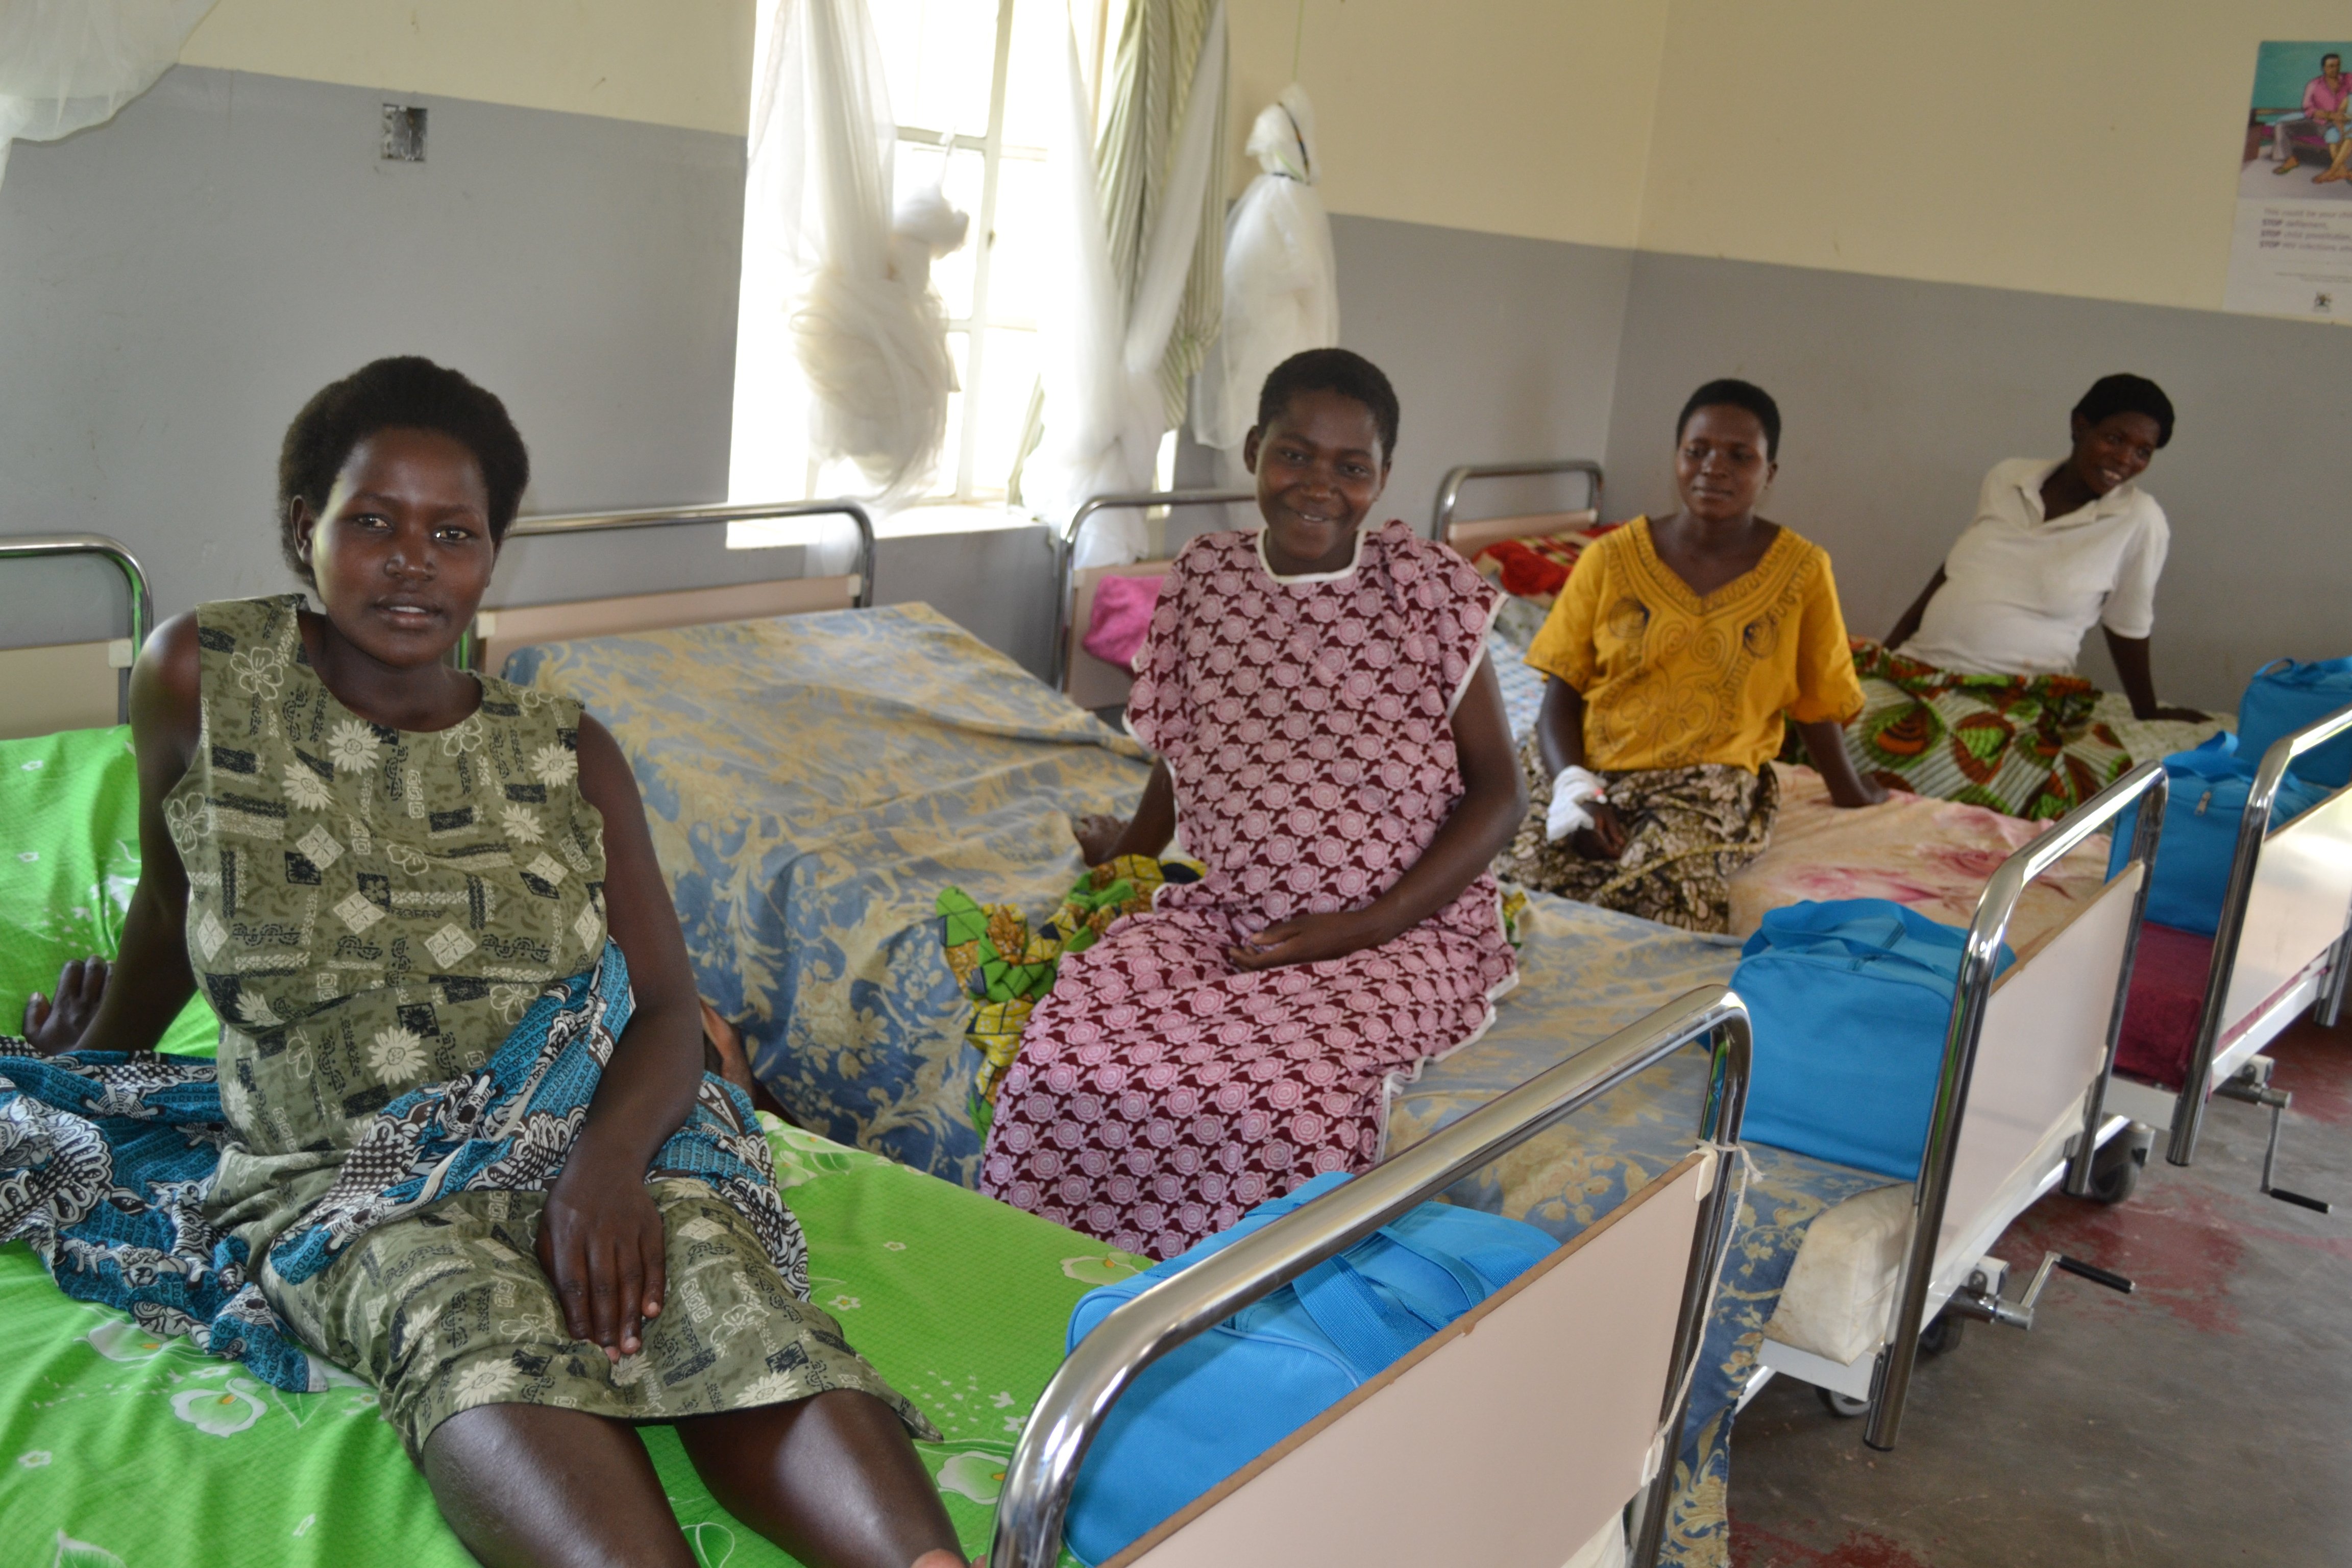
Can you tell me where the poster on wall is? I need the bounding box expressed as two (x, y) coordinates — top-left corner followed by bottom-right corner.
(2226, 41), (2352, 321)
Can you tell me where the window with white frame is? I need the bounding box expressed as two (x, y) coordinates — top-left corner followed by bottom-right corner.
(728, 0), (1128, 538)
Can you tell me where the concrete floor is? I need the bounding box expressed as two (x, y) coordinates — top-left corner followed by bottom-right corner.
(1727, 1014), (2351, 1567)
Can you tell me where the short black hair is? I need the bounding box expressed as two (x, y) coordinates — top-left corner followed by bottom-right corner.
(276, 356), (530, 584)
(2072, 373), (2174, 448)
(1675, 378), (1782, 459)
(1256, 348), (1400, 461)
(2325, 52), (2342, 66)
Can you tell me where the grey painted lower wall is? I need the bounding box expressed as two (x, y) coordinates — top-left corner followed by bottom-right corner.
(0, 65), (748, 650)
(1604, 253), (2348, 714)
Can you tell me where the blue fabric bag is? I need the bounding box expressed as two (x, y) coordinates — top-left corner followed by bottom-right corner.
(2236, 657), (2352, 788)
(1731, 899), (2011, 1180)
(1060, 1171), (1556, 1564)
(2104, 733), (2333, 937)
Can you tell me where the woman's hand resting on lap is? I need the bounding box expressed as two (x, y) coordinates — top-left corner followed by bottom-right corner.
(535, 1152), (668, 1362)
(1228, 909), (1398, 971)
(1072, 813), (1130, 866)
(1573, 802), (1631, 862)
(19, 957), (108, 1056)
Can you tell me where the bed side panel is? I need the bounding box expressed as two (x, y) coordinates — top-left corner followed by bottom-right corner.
(2222, 787), (2352, 1030)
(1118, 1156), (1706, 1568)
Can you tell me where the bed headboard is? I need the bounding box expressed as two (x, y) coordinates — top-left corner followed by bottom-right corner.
(1431, 459), (1605, 556)
(462, 500), (876, 676)
(1052, 489), (1254, 708)
(0, 534), (153, 739)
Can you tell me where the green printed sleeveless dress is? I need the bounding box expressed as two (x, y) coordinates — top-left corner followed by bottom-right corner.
(174, 596), (931, 1455)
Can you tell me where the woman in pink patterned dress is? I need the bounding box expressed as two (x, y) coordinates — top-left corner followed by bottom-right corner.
(979, 350), (1527, 1260)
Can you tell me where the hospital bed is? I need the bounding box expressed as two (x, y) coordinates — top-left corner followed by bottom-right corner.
(0, 533), (152, 738)
(2103, 704), (2352, 1211)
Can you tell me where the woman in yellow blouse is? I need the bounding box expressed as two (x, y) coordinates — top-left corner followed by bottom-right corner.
(1499, 379), (1885, 931)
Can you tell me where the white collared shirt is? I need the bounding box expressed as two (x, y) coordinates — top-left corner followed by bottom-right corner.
(1901, 457), (2170, 678)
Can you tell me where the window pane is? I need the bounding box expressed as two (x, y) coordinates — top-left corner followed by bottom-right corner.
(982, 155), (1047, 328)
(1001, 0), (1075, 152)
(971, 326), (1038, 498)
(870, 0), (1000, 140)
(895, 143), (986, 320)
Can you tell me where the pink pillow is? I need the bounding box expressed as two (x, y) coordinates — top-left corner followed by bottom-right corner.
(1082, 574), (1165, 673)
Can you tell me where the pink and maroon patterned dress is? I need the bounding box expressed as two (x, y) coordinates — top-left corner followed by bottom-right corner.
(978, 519), (1518, 1259)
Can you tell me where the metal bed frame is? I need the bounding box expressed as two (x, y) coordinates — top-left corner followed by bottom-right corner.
(1430, 458), (1605, 543)
(1854, 759), (2166, 1450)
(2102, 702), (2352, 1204)
(989, 985), (1755, 1568)
(455, 500), (877, 671)
(0, 533), (154, 723)
(1048, 489), (1253, 694)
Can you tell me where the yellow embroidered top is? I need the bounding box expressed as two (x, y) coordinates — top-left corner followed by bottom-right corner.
(1523, 517), (1864, 773)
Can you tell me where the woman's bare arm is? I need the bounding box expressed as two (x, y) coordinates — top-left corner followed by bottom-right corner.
(1232, 659), (1526, 969)
(1795, 717), (1889, 807)
(1076, 758), (1175, 865)
(22, 617), (204, 1055)
(535, 713), (705, 1363)
(2102, 628), (2207, 722)
(1884, 568), (1946, 651)
(1532, 673), (1629, 861)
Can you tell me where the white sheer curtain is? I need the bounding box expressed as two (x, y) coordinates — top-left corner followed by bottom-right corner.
(731, 0), (966, 518)
(0, 0), (216, 189)
(1028, 0), (1228, 568)
(1193, 85), (1336, 452)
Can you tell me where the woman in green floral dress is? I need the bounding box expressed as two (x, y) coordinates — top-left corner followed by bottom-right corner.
(20, 358), (971, 1568)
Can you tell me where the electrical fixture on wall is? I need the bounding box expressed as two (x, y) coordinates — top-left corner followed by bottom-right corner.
(380, 105), (427, 162)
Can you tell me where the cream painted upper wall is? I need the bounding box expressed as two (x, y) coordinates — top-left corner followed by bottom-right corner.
(1636, 0), (2349, 311)
(179, 0), (755, 136)
(1226, 0), (1670, 251)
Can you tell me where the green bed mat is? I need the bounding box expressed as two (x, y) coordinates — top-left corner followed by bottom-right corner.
(0, 1115), (1130, 1567)
(1, 725), (218, 1058)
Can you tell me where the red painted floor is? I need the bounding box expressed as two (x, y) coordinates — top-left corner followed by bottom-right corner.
(1727, 1015), (2351, 1567)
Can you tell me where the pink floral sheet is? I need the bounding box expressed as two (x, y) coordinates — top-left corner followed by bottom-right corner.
(1730, 763), (2115, 950)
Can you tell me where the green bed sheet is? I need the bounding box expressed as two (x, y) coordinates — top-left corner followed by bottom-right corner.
(0, 726), (217, 1058)
(1, 1115), (1127, 1567)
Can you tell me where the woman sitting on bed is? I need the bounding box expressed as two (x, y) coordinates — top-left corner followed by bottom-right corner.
(983, 348), (1526, 1262)
(1497, 378), (1884, 934)
(11, 357), (969, 1568)
(1856, 374), (2207, 819)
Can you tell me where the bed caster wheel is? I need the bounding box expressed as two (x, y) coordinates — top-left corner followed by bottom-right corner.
(1918, 1310), (1964, 1357)
(1817, 1387), (1871, 1419)
(2087, 1122), (2154, 1205)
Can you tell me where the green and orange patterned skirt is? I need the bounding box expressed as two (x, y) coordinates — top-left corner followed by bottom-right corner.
(1831, 640), (2130, 822)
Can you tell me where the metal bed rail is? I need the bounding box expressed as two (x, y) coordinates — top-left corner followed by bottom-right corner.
(1863, 760), (2168, 1451)
(458, 500), (877, 670)
(0, 533), (155, 723)
(1049, 489), (1254, 694)
(988, 985), (1754, 1568)
(2168, 698), (2352, 1166)
(1430, 458), (1605, 543)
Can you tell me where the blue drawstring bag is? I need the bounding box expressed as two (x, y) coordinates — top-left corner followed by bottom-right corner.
(1060, 1172), (1556, 1564)
(2105, 733), (2333, 936)
(1731, 899), (2010, 1180)
(2236, 657), (2352, 788)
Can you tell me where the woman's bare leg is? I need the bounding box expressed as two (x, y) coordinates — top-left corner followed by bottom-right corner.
(678, 1389), (965, 1568)
(421, 1403), (695, 1568)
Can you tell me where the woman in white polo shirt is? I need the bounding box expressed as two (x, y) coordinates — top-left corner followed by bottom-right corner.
(1838, 375), (2206, 820)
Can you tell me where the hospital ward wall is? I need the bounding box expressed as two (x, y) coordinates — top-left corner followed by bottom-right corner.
(0, 62), (753, 653)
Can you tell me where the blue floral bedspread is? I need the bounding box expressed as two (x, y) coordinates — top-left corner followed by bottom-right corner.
(504, 605), (1150, 1185)
(1389, 893), (1891, 1567)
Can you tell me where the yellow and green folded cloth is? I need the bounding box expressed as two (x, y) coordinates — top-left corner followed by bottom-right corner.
(939, 855), (1200, 1129)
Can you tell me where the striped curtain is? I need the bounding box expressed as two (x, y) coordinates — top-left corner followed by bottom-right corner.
(1094, 0), (1229, 429)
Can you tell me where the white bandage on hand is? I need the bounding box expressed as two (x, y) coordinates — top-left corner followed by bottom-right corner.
(1545, 765), (1608, 842)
